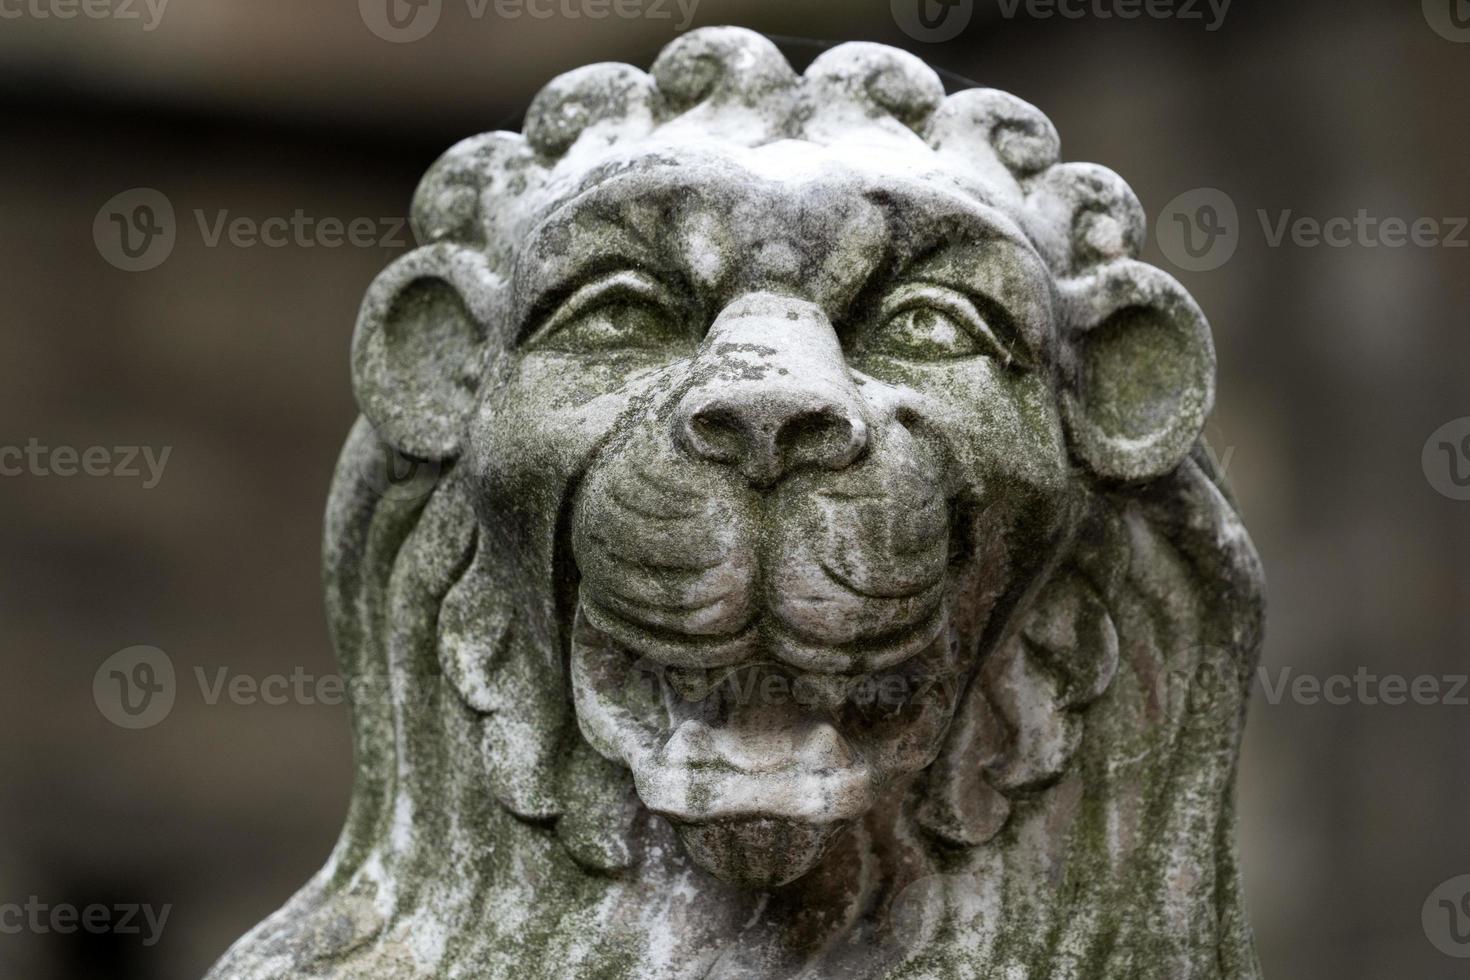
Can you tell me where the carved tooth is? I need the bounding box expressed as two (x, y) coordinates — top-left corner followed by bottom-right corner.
(796, 722), (858, 770)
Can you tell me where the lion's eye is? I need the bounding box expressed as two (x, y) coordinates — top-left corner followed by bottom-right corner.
(530, 271), (686, 352)
(867, 283), (1020, 365)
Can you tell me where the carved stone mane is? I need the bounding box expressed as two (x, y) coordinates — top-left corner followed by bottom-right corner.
(209, 27), (1264, 980)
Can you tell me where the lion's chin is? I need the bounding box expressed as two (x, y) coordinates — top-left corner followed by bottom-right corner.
(627, 715), (875, 885)
(672, 817), (850, 888)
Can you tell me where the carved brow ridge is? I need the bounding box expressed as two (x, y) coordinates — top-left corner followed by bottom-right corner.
(515, 166), (1048, 350)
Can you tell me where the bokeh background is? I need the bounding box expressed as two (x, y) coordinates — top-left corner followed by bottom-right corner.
(2, 1), (1468, 977)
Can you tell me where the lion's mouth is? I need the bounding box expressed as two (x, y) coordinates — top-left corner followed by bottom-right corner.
(565, 425), (965, 884)
(570, 597), (958, 885)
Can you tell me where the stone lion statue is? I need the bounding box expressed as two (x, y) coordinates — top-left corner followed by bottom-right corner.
(208, 27), (1264, 980)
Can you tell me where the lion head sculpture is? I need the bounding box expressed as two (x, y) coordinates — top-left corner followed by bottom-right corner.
(209, 28), (1265, 980)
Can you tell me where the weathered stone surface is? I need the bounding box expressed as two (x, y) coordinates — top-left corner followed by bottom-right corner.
(208, 27), (1264, 979)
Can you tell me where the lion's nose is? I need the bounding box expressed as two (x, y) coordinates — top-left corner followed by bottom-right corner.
(673, 292), (869, 488)
(680, 391), (868, 488)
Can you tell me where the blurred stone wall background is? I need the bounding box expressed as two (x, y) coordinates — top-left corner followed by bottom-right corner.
(1, 1), (1467, 977)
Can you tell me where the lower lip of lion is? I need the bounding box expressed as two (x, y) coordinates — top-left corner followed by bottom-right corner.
(634, 731), (876, 825)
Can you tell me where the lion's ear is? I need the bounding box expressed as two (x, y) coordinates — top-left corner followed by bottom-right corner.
(352, 243), (504, 461)
(1060, 260), (1215, 483)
